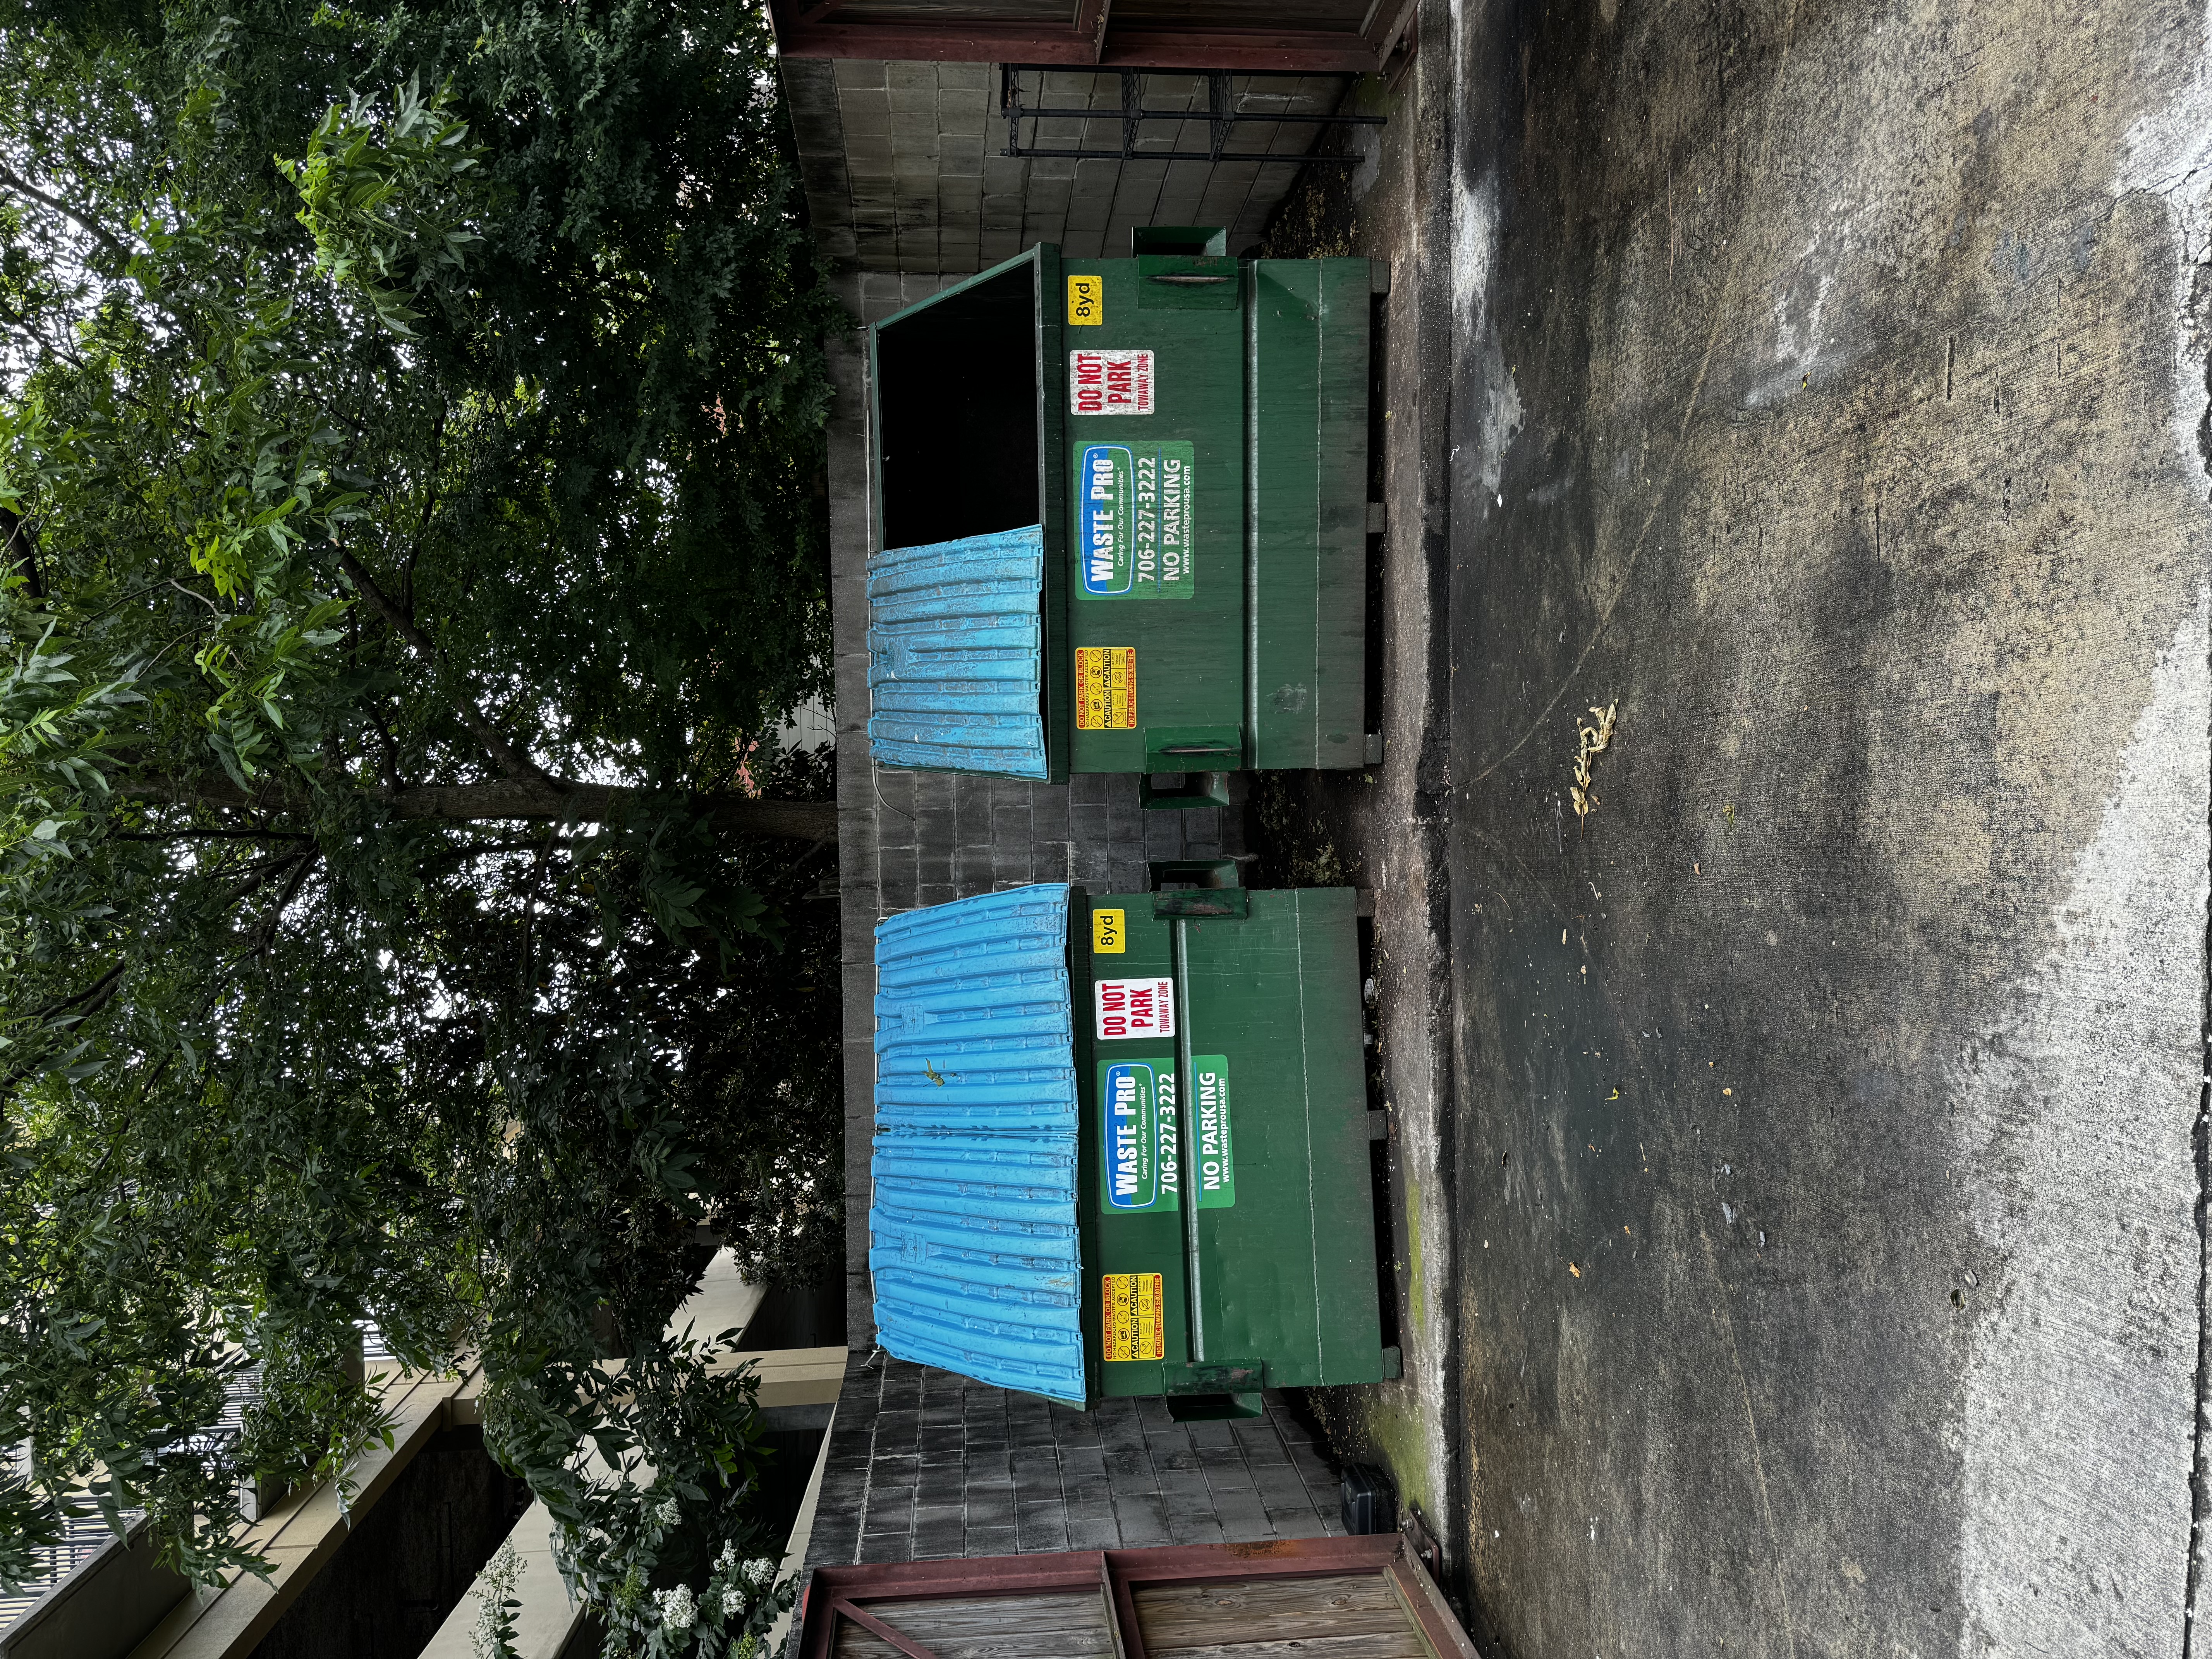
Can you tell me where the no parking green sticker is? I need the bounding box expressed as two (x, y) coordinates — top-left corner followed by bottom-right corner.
(1190, 1054), (1234, 1209)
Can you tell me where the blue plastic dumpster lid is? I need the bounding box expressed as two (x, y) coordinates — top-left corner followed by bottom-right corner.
(869, 882), (1084, 1403)
(866, 525), (1048, 780)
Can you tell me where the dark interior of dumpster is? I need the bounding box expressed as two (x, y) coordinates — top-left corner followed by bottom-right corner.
(874, 265), (1040, 553)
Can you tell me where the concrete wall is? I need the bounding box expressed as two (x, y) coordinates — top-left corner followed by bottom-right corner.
(1442, 0), (2212, 1654)
(0, 1523), (186, 1659)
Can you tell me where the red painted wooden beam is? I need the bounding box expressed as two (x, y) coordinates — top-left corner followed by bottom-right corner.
(1072, 0), (1111, 62)
(830, 1599), (941, 1659)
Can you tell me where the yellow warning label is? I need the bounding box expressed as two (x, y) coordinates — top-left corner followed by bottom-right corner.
(1102, 1272), (1164, 1362)
(1075, 646), (1136, 730)
(1067, 273), (1104, 326)
(1091, 907), (1126, 954)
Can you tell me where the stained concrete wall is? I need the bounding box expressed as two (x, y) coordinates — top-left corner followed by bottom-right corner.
(1441, 0), (2212, 1654)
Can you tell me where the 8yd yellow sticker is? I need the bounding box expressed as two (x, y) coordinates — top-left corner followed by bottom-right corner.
(1092, 907), (1126, 954)
(1102, 1272), (1164, 1362)
(1067, 273), (1103, 326)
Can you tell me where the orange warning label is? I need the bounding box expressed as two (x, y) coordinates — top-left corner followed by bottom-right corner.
(1075, 646), (1136, 730)
(1102, 1272), (1165, 1362)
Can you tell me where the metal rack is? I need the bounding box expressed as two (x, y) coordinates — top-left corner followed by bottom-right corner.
(1000, 65), (1384, 163)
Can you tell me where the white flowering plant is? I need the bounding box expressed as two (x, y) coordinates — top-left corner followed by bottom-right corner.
(611, 1536), (795, 1659)
(511, 1342), (799, 1658)
(469, 1540), (526, 1659)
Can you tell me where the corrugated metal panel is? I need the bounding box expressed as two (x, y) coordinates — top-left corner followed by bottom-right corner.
(867, 525), (1048, 780)
(870, 883), (1084, 1402)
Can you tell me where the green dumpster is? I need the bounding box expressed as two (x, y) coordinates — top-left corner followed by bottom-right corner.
(866, 230), (1380, 807)
(869, 881), (1398, 1415)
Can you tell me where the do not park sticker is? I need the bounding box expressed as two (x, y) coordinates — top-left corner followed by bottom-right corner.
(1069, 348), (1153, 415)
(1075, 442), (1195, 600)
(1095, 977), (1174, 1042)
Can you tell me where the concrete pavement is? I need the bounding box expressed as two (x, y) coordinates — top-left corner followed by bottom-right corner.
(1285, 1), (2212, 1652)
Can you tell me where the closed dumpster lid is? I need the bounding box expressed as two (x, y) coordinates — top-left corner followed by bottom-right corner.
(867, 525), (1048, 780)
(869, 882), (1084, 1403)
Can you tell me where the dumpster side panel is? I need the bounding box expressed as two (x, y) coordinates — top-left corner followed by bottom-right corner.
(1179, 888), (1386, 1387)
(1249, 259), (1370, 771)
(1063, 261), (1247, 774)
(1081, 896), (1196, 1398)
(870, 884), (1088, 1403)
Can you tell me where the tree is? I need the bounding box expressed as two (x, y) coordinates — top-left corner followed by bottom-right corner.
(0, 4), (845, 1649)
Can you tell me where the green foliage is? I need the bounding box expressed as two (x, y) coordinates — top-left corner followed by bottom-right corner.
(470, 1537), (526, 1659)
(0, 2), (845, 1644)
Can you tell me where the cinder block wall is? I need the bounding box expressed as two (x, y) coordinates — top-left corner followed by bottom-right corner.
(804, 1358), (1347, 1572)
(782, 47), (1353, 1357)
(828, 273), (1236, 1351)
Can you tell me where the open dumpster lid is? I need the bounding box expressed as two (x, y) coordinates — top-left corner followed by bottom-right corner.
(869, 883), (1084, 1402)
(866, 244), (1069, 783)
(866, 525), (1051, 780)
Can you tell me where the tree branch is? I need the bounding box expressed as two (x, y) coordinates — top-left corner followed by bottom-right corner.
(0, 506), (45, 601)
(109, 829), (314, 843)
(113, 775), (837, 843)
(403, 409), (444, 616)
(0, 162), (135, 267)
(228, 849), (311, 904)
(27, 962), (126, 1024)
(333, 548), (554, 787)
(251, 851), (321, 958)
(371, 698), (404, 795)
(114, 775), (286, 816)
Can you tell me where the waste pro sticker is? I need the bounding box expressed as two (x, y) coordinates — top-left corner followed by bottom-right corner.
(1091, 906), (1126, 954)
(1190, 1054), (1235, 1209)
(1103, 1272), (1166, 1363)
(1095, 976), (1175, 1041)
(1070, 348), (1154, 415)
(1067, 273), (1103, 326)
(1075, 646), (1137, 729)
(1100, 1061), (1180, 1212)
(1075, 443), (1195, 599)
